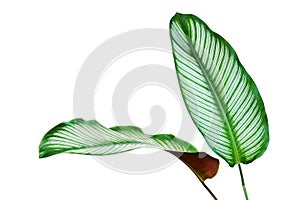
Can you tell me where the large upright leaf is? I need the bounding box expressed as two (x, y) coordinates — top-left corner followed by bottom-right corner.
(170, 13), (269, 167)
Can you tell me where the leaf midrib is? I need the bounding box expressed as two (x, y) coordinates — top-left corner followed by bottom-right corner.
(41, 140), (156, 154)
(177, 16), (240, 164)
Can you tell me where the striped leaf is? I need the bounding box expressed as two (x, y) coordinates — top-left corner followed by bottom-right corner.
(170, 13), (269, 167)
(39, 118), (220, 193)
(39, 118), (198, 158)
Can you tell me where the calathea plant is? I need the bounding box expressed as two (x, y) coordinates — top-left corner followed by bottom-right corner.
(39, 119), (220, 199)
(39, 13), (269, 200)
(169, 13), (269, 199)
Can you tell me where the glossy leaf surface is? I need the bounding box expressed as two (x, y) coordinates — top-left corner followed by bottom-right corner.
(39, 118), (219, 182)
(170, 13), (269, 166)
(39, 118), (198, 158)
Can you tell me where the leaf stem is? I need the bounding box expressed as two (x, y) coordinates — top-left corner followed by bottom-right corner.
(200, 181), (218, 200)
(238, 164), (249, 200)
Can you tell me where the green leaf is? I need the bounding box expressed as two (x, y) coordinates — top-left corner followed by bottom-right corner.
(39, 118), (220, 196)
(170, 13), (269, 167)
(39, 118), (198, 158)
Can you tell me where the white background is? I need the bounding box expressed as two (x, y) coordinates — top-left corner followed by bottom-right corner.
(1, 0), (299, 199)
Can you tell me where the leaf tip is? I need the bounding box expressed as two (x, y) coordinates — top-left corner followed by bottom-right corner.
(174, 12), (183, 17)
(38, 153), (44, 159)
(38, 150), (47, 159)
(172, 12), (185, 22)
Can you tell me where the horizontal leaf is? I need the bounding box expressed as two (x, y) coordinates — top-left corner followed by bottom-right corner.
(170, 13), (269, 167)
(39, 118), (219, 182)
(39, 118), (198, 158)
